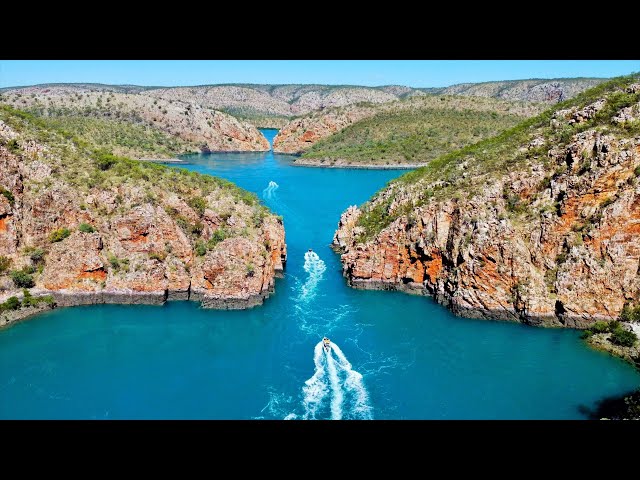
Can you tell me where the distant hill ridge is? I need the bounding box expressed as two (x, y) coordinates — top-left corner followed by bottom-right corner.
(1, 77), (607, 119)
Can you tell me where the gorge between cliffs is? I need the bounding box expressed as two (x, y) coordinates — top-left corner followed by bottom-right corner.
(1, 129), (639, 420)
(2, 75), (640, 420)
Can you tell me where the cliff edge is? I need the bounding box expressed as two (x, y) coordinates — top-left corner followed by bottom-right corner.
(0, 105), (286, 327)
(333, 76), (640, 329)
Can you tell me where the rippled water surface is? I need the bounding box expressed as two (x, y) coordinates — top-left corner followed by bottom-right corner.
(1, 129), (638, 419)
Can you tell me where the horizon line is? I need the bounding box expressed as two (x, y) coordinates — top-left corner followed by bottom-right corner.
(0, 75), (612, 91)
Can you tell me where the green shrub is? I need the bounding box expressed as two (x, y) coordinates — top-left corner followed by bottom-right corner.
(591, 321), (610, 333)
(174, 216), (190, 233)
(78, 223), (95, 233)
(580, 330), (593, 339)
(49, 227), (71, 243)
(6, 138), (20, 152)
(95, 151), (119, 171)
(21, 289), (36, 307)
(195, 241), (207, 257)
(620, 304), (640, 322)
(539, 176), (552, 191)
(635, 165), (640, 177)
(108, 254), (120, 271)
(207, 228), (230, 249)
(600, 197), (615, 209)
(41, 295), (55, 306)
(149, 252), (166, 261)
(503, 187), (527, 214)
(555, 252), (568, 264)
(27, 247), (46, 264)
(0, 296), (21, 311)
(0, 186), (15, 206)
(10, 268), (35, 288)
(188, 197), (207, 216)
(252, 209), (266, 227)
(0, 255), (11, 274)
(23, 265), (36, 274)
(610, 328), (638, 347)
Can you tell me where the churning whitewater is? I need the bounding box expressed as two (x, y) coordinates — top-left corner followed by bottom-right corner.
(297, 340), (373, 420)
(299, 251), (326, 303)
(283, 250), (372, 420)
(262, 180), (279, 199)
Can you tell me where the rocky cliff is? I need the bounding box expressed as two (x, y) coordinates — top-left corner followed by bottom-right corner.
(0, 87), (269, 154)
(0, 105), (286, 327)
(272, 104), (377, 154)
(333, 76), (640, 328)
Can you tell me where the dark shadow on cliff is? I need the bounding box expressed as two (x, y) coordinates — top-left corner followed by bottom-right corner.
(577, 388), (640, 420)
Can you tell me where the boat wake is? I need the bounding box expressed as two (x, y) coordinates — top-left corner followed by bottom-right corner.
(301, 342), (329, 419)
(297, 251), (326, 303)
(294, 340), (373, 420)
(262, 180), (279, 199)
(332, 343), (373, 419)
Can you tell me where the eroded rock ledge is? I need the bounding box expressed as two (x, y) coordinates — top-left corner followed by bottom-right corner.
(333, 86), (640, 329)
(0, 113), (286, 329)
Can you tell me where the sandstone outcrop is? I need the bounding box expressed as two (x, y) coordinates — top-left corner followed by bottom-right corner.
(272, 105), (375, 154)
(333, 76), (640, 328)
(0, 108), (286, 328)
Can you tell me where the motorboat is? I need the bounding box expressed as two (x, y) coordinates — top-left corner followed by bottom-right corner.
(322, 337), (331, 353)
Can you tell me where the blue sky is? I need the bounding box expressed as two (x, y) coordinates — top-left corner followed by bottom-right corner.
(0, 60), (638, 89)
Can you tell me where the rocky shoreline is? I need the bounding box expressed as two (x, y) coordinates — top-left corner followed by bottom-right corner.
(0, 107), (288, 332)
(343, 275), (601, 328)
(333, 80), (640, 332)
(137, 158), (184, 163)
(292, 158), (426, 170)
(0, 301), (55, 328)
(0, 279), (281, 329)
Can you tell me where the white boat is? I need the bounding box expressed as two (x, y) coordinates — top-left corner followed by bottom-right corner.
(322, 337), (331, 353)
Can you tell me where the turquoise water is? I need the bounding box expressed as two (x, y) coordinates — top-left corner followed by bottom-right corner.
(1, 128), (639, 419)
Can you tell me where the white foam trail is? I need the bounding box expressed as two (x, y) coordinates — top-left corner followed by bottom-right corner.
(325, 347), (344, 420)
(301, 342), (329, 420)
(298, 251), (326, 302)
(294, 340), (373, 420)
(332, 343), (373, 420)
(262, 180), (279, 199)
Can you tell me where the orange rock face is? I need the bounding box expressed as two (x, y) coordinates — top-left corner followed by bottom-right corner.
(334, 115), (640, 328)
(273, 107), (375, 154)
(0, 119), (286, 312)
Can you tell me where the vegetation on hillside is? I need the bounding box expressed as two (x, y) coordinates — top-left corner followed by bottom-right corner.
(38, 115), (196, 158)
(302, 106), (525, 165)
(218, 107), (292, 129)
(0, 104), (266, 209)
(354, 74), (640, 240)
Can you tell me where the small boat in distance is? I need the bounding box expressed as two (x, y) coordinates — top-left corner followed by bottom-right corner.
(322, 337), (331, 353)
(308, 248), (313, 253)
